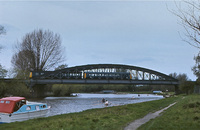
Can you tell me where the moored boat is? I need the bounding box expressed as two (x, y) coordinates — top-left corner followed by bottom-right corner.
(0, 97), (50, 123)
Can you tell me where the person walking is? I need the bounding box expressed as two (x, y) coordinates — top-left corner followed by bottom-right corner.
(102, 98), (105, 103)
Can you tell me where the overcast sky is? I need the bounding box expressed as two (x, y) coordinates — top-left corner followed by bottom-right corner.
(0, 1), (199, 80)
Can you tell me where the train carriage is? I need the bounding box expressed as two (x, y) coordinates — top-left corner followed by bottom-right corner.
(83, 72), (132, 80)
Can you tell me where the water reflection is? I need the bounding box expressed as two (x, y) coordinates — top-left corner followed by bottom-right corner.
(35, 93), (163, 117)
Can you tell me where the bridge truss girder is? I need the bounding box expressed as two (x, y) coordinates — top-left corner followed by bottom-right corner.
(31, 64), (178, 85)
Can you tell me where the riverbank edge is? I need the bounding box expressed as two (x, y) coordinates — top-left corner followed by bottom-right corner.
(124, 102), (177, 130)
(138, 94), (200, 130)
(0, 96), (180, 130)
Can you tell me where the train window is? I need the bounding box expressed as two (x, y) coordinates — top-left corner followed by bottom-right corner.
(0, 101), (4, 103)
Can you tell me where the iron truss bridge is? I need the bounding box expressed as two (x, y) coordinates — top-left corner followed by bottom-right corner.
(30, 64), (179, 86)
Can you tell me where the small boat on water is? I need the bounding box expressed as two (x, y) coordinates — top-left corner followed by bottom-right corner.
(104, 100), (109, 106)
(0, 97), (50, 123)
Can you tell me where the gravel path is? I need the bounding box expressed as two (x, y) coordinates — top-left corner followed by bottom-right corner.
(124, 102), (177, 130)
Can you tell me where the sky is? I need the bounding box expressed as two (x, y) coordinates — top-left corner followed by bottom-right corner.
(0, 0), (199, 80)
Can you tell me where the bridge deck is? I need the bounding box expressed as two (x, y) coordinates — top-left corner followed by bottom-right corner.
(30, 79), (179, 85)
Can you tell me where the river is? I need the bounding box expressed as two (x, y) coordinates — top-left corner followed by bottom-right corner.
(32, 93), (164, 117)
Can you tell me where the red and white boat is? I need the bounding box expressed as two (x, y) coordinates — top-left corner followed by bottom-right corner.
(0, 97), (50, 123)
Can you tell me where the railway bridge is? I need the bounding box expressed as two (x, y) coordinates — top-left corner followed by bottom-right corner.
(30, 64), (179, 97)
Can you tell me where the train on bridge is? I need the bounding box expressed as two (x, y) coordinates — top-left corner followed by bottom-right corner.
(29, 71), (132, 80)
(28, 64), (179, 90)
(28, 64), (179, 84)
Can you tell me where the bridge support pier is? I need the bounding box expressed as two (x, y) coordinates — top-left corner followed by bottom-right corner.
(31, 85), (45, 98)
(175, 85), (180, 95)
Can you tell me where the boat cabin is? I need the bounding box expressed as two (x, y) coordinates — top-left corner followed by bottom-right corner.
(0, 97), (26, 114)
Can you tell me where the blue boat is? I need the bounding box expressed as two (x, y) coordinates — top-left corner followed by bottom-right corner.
(0, 97), (50, 123)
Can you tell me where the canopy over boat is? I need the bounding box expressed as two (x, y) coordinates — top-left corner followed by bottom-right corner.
(0, 97), (26, 114)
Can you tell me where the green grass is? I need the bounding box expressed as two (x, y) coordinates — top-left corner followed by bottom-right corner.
(0, 97), (179, 130)
(138, 94), (200, 130)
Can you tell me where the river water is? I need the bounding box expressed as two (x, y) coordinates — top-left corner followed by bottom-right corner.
(33, 93), (164, 117)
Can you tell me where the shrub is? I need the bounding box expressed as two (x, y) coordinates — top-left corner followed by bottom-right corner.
(0, 81), (30, 97)
(52, 85), (72, 96)
(179, 81), (195, 95)
(0, 81), (7, 97)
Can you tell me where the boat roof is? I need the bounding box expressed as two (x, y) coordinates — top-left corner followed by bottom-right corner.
(0, 97), (26, 102)
(0, 97), (26, 114)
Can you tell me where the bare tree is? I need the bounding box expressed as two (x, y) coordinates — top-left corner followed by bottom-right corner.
(54, 64), (68, 71)
(0, 25), (6, 52)
(169, 72), (189, 83)
(171, 0), (200, 48)
(0, 25), (6, 78)
(192, 52), (200, 79)
(171, 1), (200, 79)
(12, 29), (65, 75)
(0, 64), (8, 78)
(0, 25), (6, 35)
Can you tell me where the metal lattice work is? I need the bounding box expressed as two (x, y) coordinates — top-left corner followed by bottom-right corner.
(31, 64), (177, 82)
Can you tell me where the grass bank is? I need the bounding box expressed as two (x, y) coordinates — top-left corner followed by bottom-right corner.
(138, 94), (200, 130)
(0, 97), (179, 130)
